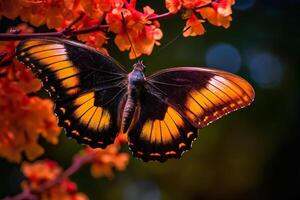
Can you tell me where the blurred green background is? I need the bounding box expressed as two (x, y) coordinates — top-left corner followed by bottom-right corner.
(1, 0), (299, 199)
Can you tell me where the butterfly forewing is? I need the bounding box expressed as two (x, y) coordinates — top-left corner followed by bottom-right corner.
(146, 67), (255, 129)
(16, 38), (127, 148)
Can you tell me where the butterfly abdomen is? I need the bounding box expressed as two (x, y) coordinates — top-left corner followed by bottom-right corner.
(122, 93), (137, 133)
(122, 69), (145, 133)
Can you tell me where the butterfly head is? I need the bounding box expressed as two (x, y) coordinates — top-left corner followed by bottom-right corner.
(133, 60), (146, 72)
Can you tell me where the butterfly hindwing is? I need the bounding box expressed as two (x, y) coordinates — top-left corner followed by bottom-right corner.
(128, 89), (198, 162)
(146, 67), (255, 129)
(16, 38), (127, 148)
(56, 89), (125, 148)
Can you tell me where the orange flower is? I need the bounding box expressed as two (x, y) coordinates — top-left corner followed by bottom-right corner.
(183, 13), (205, 37)
(81, 0), (123, 19)
(15, 0), (81, 28)
(197, 0), (234, 28)
(22, 159), (62, 191)
(115, 133), (128, 144)
(108, 4), (162, 59)
(11, 58), (42, 93)
(212, 0), (235, 16)
(198, 6), (232, 28)
(165, 0), (182, 14)
(74, 16), (109, 55)
(82, 142), (129, 179)
(165, 0), (235, 34)
(182, 0), (208, 9)
(115, 23), (163, 59)
(105, 7), (126, 33)
(21, 159), (88, 200)
(80, 31), (109, 55)
(0, 0), (20, 20)
(80, 0), (105, 19)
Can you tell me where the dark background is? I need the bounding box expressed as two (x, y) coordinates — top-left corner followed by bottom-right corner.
(1, 0), (299, 199)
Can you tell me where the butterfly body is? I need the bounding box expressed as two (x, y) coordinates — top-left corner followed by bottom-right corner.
(122, 62), (145, 133)
(16, 38), (255, 162)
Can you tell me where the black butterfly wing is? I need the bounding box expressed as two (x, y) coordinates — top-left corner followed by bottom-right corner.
(16, 38), (127, 148)
(128, 88), (198, 162)
(128, 67), (254, 161)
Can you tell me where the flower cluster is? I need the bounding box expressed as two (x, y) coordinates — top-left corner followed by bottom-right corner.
(9, 140), (129, 200)
(82, 135), (129, 178)
(0, 0), (234, 58)
(21, 159), (88, 200)
(166, 0), (235, 37)
(0, 0), (163, 58)
(0, 25), (61, 163)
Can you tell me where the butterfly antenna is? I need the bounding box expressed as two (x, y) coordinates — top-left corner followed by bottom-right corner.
(121, 12), (138, 61)
(156, 26), (191, 55)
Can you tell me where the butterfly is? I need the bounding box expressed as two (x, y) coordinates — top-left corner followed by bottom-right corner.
(16, 37), (255, 162)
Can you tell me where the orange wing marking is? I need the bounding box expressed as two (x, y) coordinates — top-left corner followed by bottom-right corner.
(73, 92), (110, 131)
(140, 107), (185, 144)
(27, 44), (65, 54)
(21, 40), (49, 50)
(184, 75), (254, 126)
(32, 49), (66, 59)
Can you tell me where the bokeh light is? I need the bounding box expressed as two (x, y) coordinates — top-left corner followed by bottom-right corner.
(205, 43), (241, 73)
(123, 180), (160, 200)
(248, 52), (284, 89)
(234, 0), (256, 11)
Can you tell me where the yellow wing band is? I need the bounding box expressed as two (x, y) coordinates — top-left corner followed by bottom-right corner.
(73, 92), (110, 132)
(19, 42), (81, 95)
(184, 75), (254, 126)
(140, 107), (186, 145)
